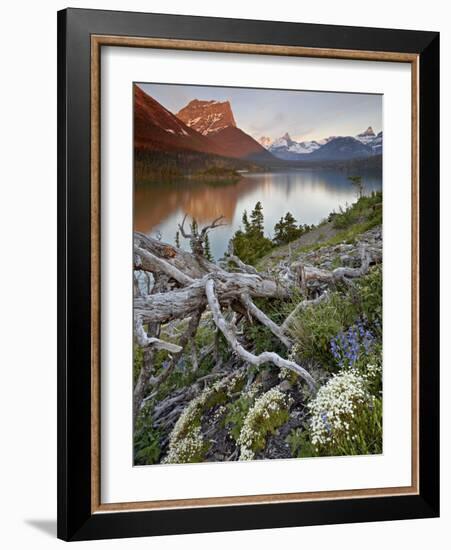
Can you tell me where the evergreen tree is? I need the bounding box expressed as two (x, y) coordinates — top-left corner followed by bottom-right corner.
(188, 218), (203, 256)
(273, 212), (302, 245)
(273, 216), (286, 245)
(190, 218), (199, 237)
(283, 212), (300, 242)
(348, 175), (364, 200)
(230, 202), (273, 265)
(204, 234), (213, 262)
(242, 210), (250, 233)
(250, 201), (264, 236)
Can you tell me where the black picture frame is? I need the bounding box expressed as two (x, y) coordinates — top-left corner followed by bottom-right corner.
(57, 7), (439, 541)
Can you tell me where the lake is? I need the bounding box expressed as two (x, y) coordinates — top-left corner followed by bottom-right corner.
(134, 169), (382, 260)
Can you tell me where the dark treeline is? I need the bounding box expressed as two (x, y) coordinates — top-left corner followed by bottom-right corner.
(135, 149), (259, 183)
(135, 149), (382, 184)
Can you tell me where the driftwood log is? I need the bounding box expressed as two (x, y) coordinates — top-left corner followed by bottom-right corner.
(133, 219), (375, 423)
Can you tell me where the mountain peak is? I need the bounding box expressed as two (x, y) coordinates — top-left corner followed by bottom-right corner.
(358, 126), (376, 137)
(258, 136), (273, 149)
(176, 99), (237, 136)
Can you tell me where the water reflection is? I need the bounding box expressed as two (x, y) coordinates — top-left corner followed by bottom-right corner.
(134, 169), (382, 260)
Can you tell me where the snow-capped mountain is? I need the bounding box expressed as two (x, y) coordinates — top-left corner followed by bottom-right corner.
(355, 126), (376, 145)
(267, 128), (382, 161)
(268, 133), (321, 160)
(369, 131), (383, 154)
(176, 99), (237, 136)
(318, 136), (338, 146)
(308, 137), (373, 161)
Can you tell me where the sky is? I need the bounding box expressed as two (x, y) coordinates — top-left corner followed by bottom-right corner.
(138, 82), (382, 143)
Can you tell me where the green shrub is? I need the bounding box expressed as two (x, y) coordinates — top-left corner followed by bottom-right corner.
(333, 203), (355, 229)
(286, 427), (317, 458)
(355, 265), (383, 324)
(331, 191), (382, 231)
(134, 404), (162, 465)
(288, 292), (357, 366)
(246, 322), (284, 356)
(133, 345), (144, 385)
(223, 389), (259, 441)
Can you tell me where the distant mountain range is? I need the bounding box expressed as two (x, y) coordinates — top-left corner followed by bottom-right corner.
(134, 85), (382, 165)
(259, 127), (382, 161)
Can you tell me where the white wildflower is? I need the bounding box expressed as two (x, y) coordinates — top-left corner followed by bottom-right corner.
(238, 387), (290, 461)
(163, 373), (243, 464)
(365, 362), (382, 380)
(308, 369), (370, 448)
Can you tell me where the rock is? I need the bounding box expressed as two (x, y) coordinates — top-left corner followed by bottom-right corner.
(340, 254), (360, 268)
(279, 380), (292, 392)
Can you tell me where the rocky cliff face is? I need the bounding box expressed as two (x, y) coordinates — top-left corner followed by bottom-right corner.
(176, 98), (274, 161)
(356, 126), (376, 145)
(176, 99), (237, 135)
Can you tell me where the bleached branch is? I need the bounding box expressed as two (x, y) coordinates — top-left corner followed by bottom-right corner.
(134, 246), (194, 286)
(240, 293), (292, 348)
(134, 316), (182, 353)
(206, 279), (316, 391)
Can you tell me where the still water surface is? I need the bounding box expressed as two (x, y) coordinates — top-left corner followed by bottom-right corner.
(134, 169), (382, 260)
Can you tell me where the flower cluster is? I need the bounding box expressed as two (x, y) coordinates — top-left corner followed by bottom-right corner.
(287, 342), (300, 362)
(308, 369), (370, 449)
(365, 362), (382, 381)
(163, 374), (243, 464)
(163, 426), (205, 464)
(278, 366), (293, 381)
(330, 318), (375, 369)
(238, 387), (290, 461)
(213, 404), (226, 422)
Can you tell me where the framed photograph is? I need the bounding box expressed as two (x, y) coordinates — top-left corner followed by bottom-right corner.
(57, 8), (439, 541)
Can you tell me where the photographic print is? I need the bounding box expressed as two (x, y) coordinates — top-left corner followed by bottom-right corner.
(133, 82), (383, 466)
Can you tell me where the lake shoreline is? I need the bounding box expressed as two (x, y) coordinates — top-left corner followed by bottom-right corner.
(134, 169), (382, 260)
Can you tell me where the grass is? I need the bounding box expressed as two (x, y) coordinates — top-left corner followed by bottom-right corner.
(300, 192), (382, 252)
(298, 217), (380, 254)
(256, 192), (382, 270)
(288, 291), (358, 366)
(287, 265), (382, 368)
